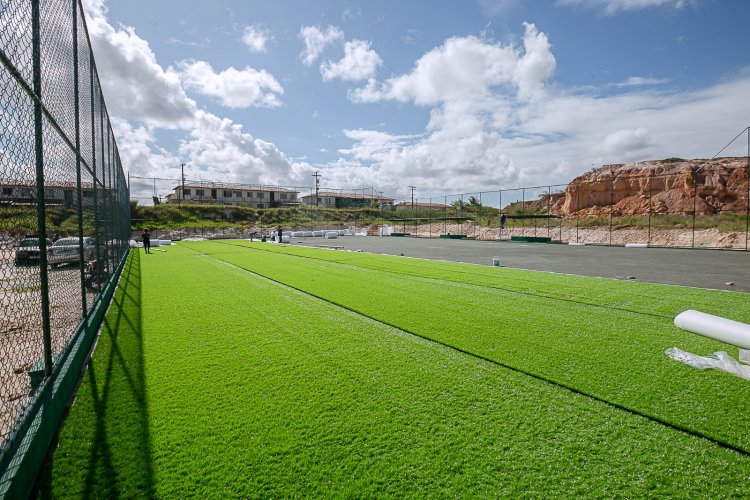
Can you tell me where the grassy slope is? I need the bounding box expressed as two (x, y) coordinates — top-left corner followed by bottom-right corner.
(188, 240), (750, 453)
(40, 243), (750, 496)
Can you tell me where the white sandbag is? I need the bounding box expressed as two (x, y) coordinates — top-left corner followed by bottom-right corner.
(303, 231), (313, 237)
(282, 231), (291, 237)
(337, 229), (346, 236)
(625, 243), (648, 248)
(129, 239), (140, 248)
(325, 232), (338, 239)
(151, 239), (160, 247)
(159, 240), (172, 246)
(291, 231), (304, 237)
(674, 310), (750, 349)
(281, 235), (291, 243)
(312, 230), (324, 237)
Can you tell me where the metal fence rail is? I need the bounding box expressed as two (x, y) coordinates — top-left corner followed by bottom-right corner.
(0, 0), (130, 495)
(389, 151), (750, 250)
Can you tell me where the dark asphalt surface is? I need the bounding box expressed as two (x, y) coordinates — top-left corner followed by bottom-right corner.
(295, 236), (750, 293)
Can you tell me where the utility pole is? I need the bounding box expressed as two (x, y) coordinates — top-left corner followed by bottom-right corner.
(312, 171), (321, 206)
(409, 186), (416, 210)
(181, 163), (186, 204)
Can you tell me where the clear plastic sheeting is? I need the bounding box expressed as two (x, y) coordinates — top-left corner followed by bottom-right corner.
(665, 347), (750, 382)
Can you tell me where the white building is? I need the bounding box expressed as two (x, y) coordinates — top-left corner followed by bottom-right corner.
(299, 191), (394, 209)
(166, 182), (300, 208)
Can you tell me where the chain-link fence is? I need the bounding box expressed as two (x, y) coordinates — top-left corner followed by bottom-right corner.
(0, 0), (130, 494)
(388, 151), (750, 250)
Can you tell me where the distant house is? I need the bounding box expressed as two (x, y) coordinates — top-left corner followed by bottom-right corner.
(166, 182), (300, 208)
(300, 191), (394, 209)
(394, 201), (449, 210)
(0, 181), (95, 207)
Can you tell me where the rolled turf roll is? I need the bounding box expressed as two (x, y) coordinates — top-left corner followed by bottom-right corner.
(674, 309), (750, 349)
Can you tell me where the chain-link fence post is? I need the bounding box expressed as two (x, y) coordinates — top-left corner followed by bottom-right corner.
(692, 168), (697, 249)
(73, 0), (87, 311)
(32, 0), (53, 377)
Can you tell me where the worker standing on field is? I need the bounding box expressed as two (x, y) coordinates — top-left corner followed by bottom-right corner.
(277, 226), (283, 243)
(142, 228), (151, 254)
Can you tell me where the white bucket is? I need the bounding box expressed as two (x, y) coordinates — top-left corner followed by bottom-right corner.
(492, 256), (500, 267)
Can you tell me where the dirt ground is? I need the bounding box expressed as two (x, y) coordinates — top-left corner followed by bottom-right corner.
(0, 242), (96, 450)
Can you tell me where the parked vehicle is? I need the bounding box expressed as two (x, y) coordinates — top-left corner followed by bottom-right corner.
(48, 237), (96, 267)
(14, 237), (52, 265)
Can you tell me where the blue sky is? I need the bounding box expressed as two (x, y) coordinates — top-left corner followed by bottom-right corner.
(83, 0), (750, 203)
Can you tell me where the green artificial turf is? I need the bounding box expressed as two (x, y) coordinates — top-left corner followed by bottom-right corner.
(187, 240), (750, 452)
(39, 243), (750, 496)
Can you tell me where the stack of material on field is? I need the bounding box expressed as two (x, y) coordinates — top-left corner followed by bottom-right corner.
(553, 157), (748, 217)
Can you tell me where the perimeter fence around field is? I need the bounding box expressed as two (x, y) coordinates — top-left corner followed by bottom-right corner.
(389, 153), (750, 250)
(133, 154), (750, 251)
(0, 0), (130, 496)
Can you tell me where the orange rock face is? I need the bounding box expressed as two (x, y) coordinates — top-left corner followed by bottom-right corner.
(553, 157), (750, 216)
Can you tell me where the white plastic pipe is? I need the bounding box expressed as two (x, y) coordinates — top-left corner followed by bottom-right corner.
(674, 310), (750, 349)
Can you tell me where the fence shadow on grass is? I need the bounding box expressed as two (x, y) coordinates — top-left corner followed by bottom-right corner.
(35, 251), (154, 497)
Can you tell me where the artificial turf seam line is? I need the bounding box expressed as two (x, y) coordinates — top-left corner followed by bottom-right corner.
(215, 241), (673, 321)
(180, 242), (750, 459)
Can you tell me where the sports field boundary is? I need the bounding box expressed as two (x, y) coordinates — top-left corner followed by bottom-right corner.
(180, 241), (750, 458)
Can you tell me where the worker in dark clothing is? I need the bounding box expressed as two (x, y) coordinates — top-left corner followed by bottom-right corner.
(142, 228), (151, 254)
(277, 226), (283, 243)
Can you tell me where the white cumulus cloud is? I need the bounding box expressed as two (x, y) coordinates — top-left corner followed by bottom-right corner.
(178, 60), (284, 109)
(321, 40), (383, 81)
(298, 25), (344, 65)
(597, 128), (653, 158)
(242, 25), (270, 53)
(82, 0), (197, 128)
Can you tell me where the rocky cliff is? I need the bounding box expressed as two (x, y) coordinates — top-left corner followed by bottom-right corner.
(552, 157), (749, 216)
